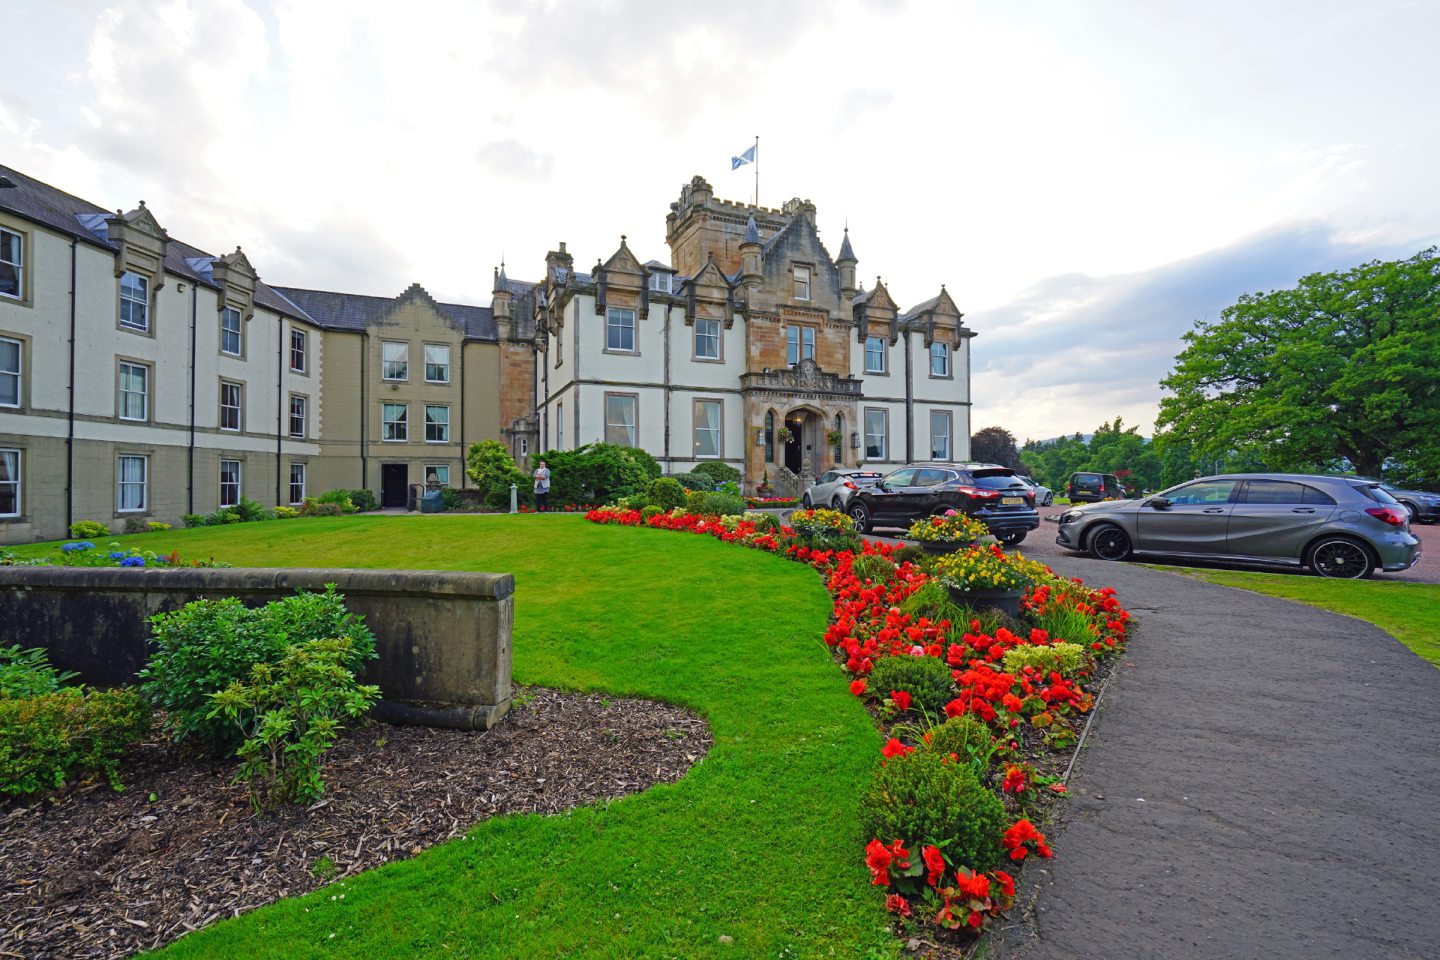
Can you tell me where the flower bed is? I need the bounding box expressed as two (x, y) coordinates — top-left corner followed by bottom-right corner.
(0, 541), (230, 569)
(746, 496), (800, 508)
(587, 504), (1129, 949)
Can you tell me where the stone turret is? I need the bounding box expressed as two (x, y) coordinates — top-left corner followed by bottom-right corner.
(492, 262), (513, 335)
(739, 215), (762, 294)
(836, 227), (857, 299)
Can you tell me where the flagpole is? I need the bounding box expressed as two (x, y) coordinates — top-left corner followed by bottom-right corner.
(753, 135), (759, 207)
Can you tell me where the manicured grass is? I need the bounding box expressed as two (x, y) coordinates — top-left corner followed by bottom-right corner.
(1162, 567), (1440, 668)
(19, 517), (896, 958)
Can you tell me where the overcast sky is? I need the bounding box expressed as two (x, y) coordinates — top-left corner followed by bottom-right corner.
(5, 0), (1438, 441)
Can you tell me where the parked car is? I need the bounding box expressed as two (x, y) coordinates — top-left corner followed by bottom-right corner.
(845, 462), (1041, 544)
(1017, 476), (1054, 506)
(802, 469), (883, 510)
(1349, 477), (1440, 524)
(1067, 472), (1125, 503)
(1054, 473), (1421, 579)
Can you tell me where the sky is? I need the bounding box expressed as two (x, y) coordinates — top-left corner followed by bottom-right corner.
(4, 0), (1439, 442)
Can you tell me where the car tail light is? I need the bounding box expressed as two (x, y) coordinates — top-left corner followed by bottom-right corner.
(843, 481), (857, 490)
(1365, 506), (1408, 527)
(1025, 490), (1035, 503)
(955, 485), (1000, 500)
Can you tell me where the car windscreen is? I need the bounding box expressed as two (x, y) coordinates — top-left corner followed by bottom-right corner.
(971, 470), (1023, 490)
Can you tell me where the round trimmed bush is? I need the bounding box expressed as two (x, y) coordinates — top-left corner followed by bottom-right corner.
(640, 505), (663, 521)
(867, 655), (956, 720)
(862, 748), (1006, 871)
(922, 715), (995, 768)
(850, 554), (896, 584)
(647, 477), (687, 512)
(691, 461), (741, 486)
(696, 492), (746, 517)
(670, 472), (712, 492)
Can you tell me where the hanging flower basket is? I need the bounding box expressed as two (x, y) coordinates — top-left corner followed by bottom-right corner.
(775, 427), (795, 444)
(826, 429), (844, 447)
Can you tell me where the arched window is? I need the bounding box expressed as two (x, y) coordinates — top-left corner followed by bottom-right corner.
(764, 411), (775, 464)
(833, 413), (844, 464)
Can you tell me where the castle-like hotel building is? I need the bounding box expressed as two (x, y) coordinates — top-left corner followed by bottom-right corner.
(0, 167), (974, 544)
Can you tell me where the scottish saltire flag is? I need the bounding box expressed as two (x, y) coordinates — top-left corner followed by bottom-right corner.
(731, 144), (757, 169)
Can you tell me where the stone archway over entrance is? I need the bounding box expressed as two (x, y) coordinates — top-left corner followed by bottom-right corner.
(783, 407), (824, 476)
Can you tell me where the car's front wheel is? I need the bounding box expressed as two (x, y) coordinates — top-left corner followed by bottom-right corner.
(1307, 537), (1375, 579)
(847, 501), (871, 534)
(801, 492), (812, 509)
(831, 496), (844, 510)
(995, 530), (1027, 546)
(1042, 492), (1054, 506)
(1087, 524), (1132, 561)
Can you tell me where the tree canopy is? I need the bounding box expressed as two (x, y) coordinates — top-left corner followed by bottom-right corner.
(1020, 417), (1166, 493)
(1156, 248), (1440, 482)
(970, 426), (1021, 469)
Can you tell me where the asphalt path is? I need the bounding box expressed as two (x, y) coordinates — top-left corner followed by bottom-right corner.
(984, 556), (1440, 960)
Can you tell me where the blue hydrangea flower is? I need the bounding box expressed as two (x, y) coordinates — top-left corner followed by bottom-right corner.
(108, 551), (126, 560)
(62, 542), (86, 552)
(119, 556), (145, 567)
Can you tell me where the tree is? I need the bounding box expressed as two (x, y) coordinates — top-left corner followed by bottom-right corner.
(1157, 248), (1440, 482)
(971, 426), (1021, 469)
(465, 440), (526, 509)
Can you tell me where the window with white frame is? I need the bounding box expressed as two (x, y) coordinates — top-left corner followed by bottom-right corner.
(119, 271), (149, 331)
(424, 404), (450, 443)
(382, 341), (409, 380)
(786, 325), (815, 366)
(219, 459), (241, 508)
(219, 380), (242, 431)
(289, 328), (307, 372)
(930, 340), (951, 377)
(0, 229), (21, 300)
(118, 362), (149, 421)
(793, 265), (811, 300)
(424, 343), (451, 383)
(220, 306), (242, 356)
(865, 408), (888, 460)
(289, 394), (306, 438)
(694, 318), (720, 360)
(649, 272), (671, 294)
(606, 307), (636, 352)
(693, 399), (721, 459)
(930, 410), (952, 460)
(425, 464), (450, 487)
(289, 462), (306, 504)
(517, 436), (528, 458)
(605, 393), (637, 446)
(117, 454), (147, 512)
(382, 402), (408, 441)
(865, 336), (886, 374)
(0, 337), (20, 407)
(0, 448), (19, 516)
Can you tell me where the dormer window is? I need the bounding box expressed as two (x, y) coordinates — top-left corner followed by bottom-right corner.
(930, 341), (951, 377)
(865, 336), (886, 374)
(649, 272), (672, 294)
(606, 307), (636, 353)
(119, 271), (149, 332)
(793, 265), (811, 301)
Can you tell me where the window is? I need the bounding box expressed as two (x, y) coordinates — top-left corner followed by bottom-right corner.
(649, 272), (671, 294)
(605, 393), (637, 446)
(1171, 479), (1238, 505)
(0, 337), (19, 407)
(119, 271), (149, 331)
(219, 459), (241, 508)
(117, 455), (147, 512)
(865, 408), (888, 460)
(556, 402), (564, 449)
(764, 410), (775, 464)
(693, 399), (721, 459)
(517, 436), (528, 458)
(382, 402), (408, 441)
(694, 318), (721, 360)
(930, 411), (952, 460)
(606, 307), (636, 352)
(0, 448), (19, 516)
(793, 265), (811, 300)
(930, 341), (951, 377)
(289, 329), (307, 372)
(382, 341), (409, 380)
(118, 362), (149, 421)
(220, 306), (242, 356)
(834, 414), (845, 462)
(219, 380), (242, 431)
(0, 229), (21, 300)
(425, 464), (450, 487)
(424, 404), (450, 443)
(865, 336), (886, 374)
(786, 325), (815, 365)
(289, 462), (306, 504)
(289, 394), (307, 438)
(1240, 479), (1306, 504)
(424, 344), (451, 383)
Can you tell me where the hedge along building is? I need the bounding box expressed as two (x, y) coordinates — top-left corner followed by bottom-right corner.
(514, 175), (976, 493)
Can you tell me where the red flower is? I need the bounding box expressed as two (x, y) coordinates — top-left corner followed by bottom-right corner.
(884, 893), (911, 917)
(1049, 782), (1068, 795)
(1001, 765), (1028, 794)
(1003, 819), (1053, 862)
(881, 737), (913, 760)
(943, 697), (967, 718)
(954, 868), (990, 900)
(890, 689), (912, 712)
(922, 844), (946, 887)
(865, 838), (893, 886)
(1002, 693), (1025, 713)
(850, 679), (867, 696)
(967, 910), (984, 931)
(993, 869), (1016, 898)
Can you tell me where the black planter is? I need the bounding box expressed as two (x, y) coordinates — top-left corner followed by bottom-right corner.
(914, 539), (978, 556)
(946, 586), (1023, 618)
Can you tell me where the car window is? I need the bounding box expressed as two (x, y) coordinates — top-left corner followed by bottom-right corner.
(1168, 479), (1238, 504)
(1240, 479), (1306, 504)
(1355, 483), (1400, 505)
(1072, 473), (1100, 485)
(818, 472), (835, 485)
(915, 468), (949, 486)
(884, 468), (916, 487)
(1301, 484), (1337, 506)
(972, 473), (1022, 491)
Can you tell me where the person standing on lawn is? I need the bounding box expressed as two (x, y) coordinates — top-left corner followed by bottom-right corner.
(533, 460), (551, 511)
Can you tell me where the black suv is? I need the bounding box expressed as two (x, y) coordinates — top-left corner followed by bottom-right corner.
(845, 463), (1042, 544)
(1068, 472), (1124, 503)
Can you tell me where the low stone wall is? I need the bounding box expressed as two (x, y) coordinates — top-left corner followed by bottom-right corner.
(0, 567), (514, 730)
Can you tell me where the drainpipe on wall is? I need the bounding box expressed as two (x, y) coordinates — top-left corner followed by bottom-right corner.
(662, 303), (671, 466)
(903, 328), (914, 463)
(65, 238), (77, 532)
(572, 297), (580, 449)
(187, 284), (197, 514)
(275, 318), (283, 506)
(459, 340), (466, 488)
(359, 332), (368, 490)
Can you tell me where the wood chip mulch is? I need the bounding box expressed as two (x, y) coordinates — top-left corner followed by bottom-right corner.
(0, 687), (711, 960)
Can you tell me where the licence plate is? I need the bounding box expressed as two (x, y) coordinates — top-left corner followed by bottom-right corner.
(1002, 496), (1024, 506)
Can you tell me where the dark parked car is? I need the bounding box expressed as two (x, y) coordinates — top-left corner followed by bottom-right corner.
(1350, 477), (1440, 524)
(1054, 473), (1421, 578)
(1067, 472), (1124, 503)
(845, 462), (1041, 544)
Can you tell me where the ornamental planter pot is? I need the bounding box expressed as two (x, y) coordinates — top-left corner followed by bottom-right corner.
(947, 586), (1023, 618)
(915, 539), (979, 556)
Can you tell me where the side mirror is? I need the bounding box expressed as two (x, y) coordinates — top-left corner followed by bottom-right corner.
(1148, 497), (1171, 509)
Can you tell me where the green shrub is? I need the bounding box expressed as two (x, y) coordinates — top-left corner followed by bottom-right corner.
(316, 489), (358, 513)
(273, 506), (300, 520)
(1033, 601), (1101, 645)
(208, 637), (379, 810)
(123, 516), (149, 534)
(1002, 642), (1089, 678)
(346, 489), (378, 512)
(921, 715), (996, 769)
(139, 587), (377, 756)
(233, 497), (273, 523)
(181, 513), (207, 528)
(0, 687), (151, 796)
(696, 492), (746, 517)
(850, 554), (896, 584)
(867, 655), (956, 720)
(684, 489), (706, 513)
(647, 477), (687, 512)
(467, 440), (527, 510)
(640, 505), (663, 521)
(749, 513), (782, 534)
(301, 499), (344, 518)
(898, 580), (970, 626)
(691, 461), (741, 486)
(69, 520), (109, 539)
(670, 472), (712, 492)
(892, 544), (927, 567)
(531, 442), (654, 506)
(147, 520), (172, 532)
(862, 748), (1006, 871)
(1, 645), (77, 699)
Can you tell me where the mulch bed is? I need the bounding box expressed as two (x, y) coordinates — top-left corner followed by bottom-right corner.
(0, 687), (711, 960)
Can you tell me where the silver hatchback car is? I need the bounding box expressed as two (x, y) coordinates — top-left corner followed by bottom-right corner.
(1054, 474), (1421, 578)
(802, 469), (883, 510)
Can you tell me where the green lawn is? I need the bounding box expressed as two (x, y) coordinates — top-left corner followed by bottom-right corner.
(19, 516), (896, 958)
(1161, 567), (1440, 668)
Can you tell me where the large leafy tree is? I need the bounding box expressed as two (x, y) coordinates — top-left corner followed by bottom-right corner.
(1157, 248), (1440, 481)
(970, 426), (1021, 468)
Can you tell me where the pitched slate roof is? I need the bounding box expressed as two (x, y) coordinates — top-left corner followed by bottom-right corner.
(837, 228), (855, 262)
(272, 286), (497, 340)
(899, 294), (942, 321)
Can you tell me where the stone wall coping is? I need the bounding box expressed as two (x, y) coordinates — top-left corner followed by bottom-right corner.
(0, 566), (515, 602)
